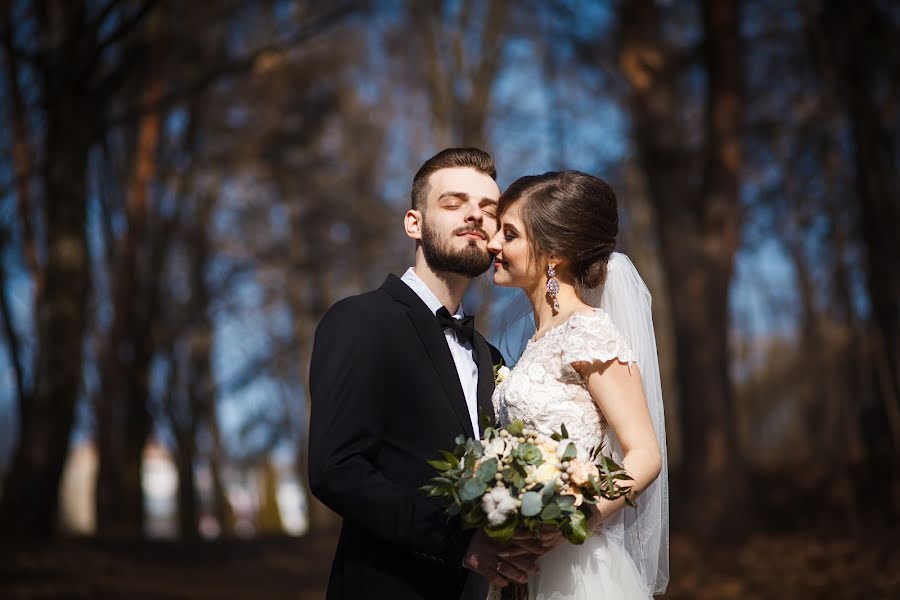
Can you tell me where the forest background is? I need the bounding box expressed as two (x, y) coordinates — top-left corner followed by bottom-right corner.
(1, 1), (898, 598)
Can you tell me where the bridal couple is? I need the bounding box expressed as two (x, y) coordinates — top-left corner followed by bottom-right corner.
(309, 148), (669, 600)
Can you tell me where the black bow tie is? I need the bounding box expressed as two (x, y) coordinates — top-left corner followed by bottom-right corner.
(436, 307), (475, 344)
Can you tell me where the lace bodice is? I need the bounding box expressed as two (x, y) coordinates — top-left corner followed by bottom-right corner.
(492, 308), (636, 457)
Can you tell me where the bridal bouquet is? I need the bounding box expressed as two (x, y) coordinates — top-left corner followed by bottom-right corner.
(421, 420), (633, 545)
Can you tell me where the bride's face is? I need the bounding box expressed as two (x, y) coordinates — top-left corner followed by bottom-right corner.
(487, 201), (542, 289)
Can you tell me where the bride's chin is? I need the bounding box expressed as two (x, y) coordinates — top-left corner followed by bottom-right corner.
(492, 273), (513, 287)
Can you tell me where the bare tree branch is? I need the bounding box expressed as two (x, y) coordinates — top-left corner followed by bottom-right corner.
(0, 232), (27, 409)
(102, 1), (361, 130)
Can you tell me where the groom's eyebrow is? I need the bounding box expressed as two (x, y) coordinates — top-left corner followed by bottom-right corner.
(437, 191), (469, 202)
(437, 191), (498, 205)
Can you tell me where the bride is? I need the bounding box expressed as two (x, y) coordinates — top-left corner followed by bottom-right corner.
(484, 170), (669, 599)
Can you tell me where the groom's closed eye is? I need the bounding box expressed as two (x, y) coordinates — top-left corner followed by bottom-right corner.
(479, 199), (499, 218)
(437, 191), (468, 209)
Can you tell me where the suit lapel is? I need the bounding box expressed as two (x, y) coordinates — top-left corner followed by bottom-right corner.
(381, 275), (475, 439)
(471, 333), (497, 434)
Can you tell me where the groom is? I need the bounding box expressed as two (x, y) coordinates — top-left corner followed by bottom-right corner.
(309, 148), (538, 599)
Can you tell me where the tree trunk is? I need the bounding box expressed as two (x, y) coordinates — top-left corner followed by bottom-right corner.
(618, 0), (745, 534)
(0, 85), (92, 538)
(207, 415), (234, 536)
(96, 77), (164, 537)
(816, 0), (900, 512)
(175, 432), (199, 538)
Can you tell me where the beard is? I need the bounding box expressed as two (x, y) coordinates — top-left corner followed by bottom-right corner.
(421, 220), (493, 278)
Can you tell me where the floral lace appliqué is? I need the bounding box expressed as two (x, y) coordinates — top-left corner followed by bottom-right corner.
(492, 309), (636, 456)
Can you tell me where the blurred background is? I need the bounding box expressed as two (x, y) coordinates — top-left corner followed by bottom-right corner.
(0, 0), (897, 598)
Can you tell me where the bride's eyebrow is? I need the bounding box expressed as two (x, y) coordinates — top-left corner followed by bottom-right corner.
(503, 223), (520, 233)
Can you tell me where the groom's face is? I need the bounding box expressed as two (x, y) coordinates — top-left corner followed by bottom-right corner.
(416, 167), (500, 278)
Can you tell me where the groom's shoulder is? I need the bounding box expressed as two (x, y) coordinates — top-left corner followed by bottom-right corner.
(318, 279), (402, 328)
(486, 341), (503, 365)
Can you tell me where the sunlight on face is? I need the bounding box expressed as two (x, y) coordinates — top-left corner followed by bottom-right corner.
(418, 167), (500, 277)
(487, 201), (543, 290)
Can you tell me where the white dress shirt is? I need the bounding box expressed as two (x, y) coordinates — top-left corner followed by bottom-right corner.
(400, 267), (480, 436)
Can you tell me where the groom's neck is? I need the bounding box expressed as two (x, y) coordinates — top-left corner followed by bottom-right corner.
(413, 256), (469, 314)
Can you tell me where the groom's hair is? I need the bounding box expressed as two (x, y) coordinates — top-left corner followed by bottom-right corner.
(411, 147), (497, 211)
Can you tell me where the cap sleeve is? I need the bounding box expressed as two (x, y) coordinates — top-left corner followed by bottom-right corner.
(560, 309), (636, 367)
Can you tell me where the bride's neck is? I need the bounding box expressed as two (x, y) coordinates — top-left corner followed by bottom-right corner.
(527, 281), (584, 334)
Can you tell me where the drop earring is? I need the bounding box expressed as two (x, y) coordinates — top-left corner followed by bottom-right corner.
(546, 264), (560, 312)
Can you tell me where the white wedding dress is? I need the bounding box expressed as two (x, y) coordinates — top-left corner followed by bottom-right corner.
(491, 308), (652, 600)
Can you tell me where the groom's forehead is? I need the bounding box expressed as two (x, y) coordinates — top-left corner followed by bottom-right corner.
(427, 167), (500, 203)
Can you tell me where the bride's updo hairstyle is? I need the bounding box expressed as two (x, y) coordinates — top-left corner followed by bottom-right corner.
(498, 170), (618, 289)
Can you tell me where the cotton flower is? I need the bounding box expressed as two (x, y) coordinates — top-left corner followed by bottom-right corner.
(481, 487), (518, 526)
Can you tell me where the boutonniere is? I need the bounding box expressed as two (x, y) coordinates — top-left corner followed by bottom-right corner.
(493, 358), (510, 385)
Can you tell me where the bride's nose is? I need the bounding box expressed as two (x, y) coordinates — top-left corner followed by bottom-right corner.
(487, 230), (503, 253)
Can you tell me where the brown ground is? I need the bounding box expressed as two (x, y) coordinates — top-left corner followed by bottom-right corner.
(2, 531), (898, 599)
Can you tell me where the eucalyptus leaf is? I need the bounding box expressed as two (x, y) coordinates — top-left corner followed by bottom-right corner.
(459, 478), (488, 502)
(557, 495), (575, 509)
(562, 442), (577, 461)
(464, 453), (476, 472)
(477, 457), (498, 482)
(520, 491), (543, 517)
(540, 501), (561, 520)
(540, 480), (557, 502)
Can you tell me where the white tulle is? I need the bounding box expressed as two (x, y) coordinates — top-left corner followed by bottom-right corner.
(494, 252), (669, 598)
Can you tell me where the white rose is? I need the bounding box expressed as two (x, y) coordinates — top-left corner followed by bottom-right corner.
(481, 486), (518, 526)
(529, 458), (561, 486)
(495, 365), (511, 384)
(483, 437), (510, 460)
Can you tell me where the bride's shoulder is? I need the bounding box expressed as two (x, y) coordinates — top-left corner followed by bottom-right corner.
(561, 308), (636, 366)
(565, 307), (616, 331)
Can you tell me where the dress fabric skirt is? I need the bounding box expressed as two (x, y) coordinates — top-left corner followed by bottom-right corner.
(526, 530), (651, 600)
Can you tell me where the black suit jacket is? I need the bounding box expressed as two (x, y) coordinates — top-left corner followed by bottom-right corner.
(309, 274), (501, 600)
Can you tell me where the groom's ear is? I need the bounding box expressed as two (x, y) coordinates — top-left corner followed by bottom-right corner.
(404, 209), (423, 241)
